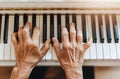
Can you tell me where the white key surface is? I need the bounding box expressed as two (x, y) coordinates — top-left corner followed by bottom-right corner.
(90, 44), (97, 59)
(110, 43), (117, 59)
(10, 15), (16, 60)
(19, 14), (23, 26)
(52, 14), (57, 60)
(46, 14), (51, 60)
(84, 48), (90, 59)
(116, 43), (120, 59)
(4, 15), (14, 60)
(96, 43), (103, 59)
(0, 44), (4, 60)
(0, 15), (5, 60)
(103, 43), (111, 59)
(61, 14), (65, 27)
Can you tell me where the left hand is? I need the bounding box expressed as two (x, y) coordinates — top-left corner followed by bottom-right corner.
(11, 22), (51, 69)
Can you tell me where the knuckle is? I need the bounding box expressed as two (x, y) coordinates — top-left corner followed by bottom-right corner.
(70, 30), (76, 35)
(63, 44), (69, 48)
(23, 29), (28, 34)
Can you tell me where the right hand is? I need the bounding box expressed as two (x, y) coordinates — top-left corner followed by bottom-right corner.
(52, 23), (92, 71)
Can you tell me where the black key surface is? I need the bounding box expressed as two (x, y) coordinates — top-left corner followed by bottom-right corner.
(14, 14), (19, 32)
(50, 14), (54, 39)
(105, 14), (112, 43)
(32, 14), (36, 27)
(65, 14), (69, 31)
(81, 14), (87, 42)
(23, 14), (28, 25)
(0, 14), (2, 42)
(4, 14), (9, 43)
(91, 14), (97, 43)
(43, 14), (47, 43)
(98, 14), (104, 43)
(57, 14), (61, 43)
(72, 14), (77, 30)
(112, 14), (119, 43)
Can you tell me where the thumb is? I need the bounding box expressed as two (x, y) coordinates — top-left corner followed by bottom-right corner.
(39, 39), (51, 56)
(83, 37), (92, 51)
(52, 37), (61, 56)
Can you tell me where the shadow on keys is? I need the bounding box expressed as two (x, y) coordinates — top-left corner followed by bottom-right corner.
(29, 66), (94, 79)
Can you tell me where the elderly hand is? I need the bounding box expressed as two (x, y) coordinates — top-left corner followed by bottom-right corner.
(10, 22), (50, 79)
(52, 23), (92, 79)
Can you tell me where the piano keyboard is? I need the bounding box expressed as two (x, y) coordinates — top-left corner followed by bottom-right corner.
(0, 2), (120, 66)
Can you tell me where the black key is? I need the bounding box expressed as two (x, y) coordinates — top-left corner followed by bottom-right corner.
(91, 14), (97, 43)
(98, 14), (104, 43)
(23, 14), (28, 25)
(14, 14), (19, 32)
(65, 14), (69, 31)
(43, 14), (47, 43)
(32, 14), (36, 27)
(72, 14), (77, 30)
(57, 14), (61, 43)
(4, 14), (9, 43)
(0, 14), (2, 42)
(50, 14), (54, 39)
(105, 14), (112, 43)
(81, 14), (87, 42)
(112, 14), (119, 43)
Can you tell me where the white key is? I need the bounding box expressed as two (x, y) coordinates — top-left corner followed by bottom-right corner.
(95, 15), (103, 59)
(116, 43), (120, 59)
(96, 43), (103, 59)
(109, 15), (117, 59)
(116, 15), (120, 59)
(84, 47), (90, 59)
(61, 14), (65, 27)
(46, 14), (51, 60)
(39, 15), (45, 60)
(89, 44), (97, 59)
(28, 15), (32, 25)
(103, 43), (110, 59)
(19, 14), (23, 26)
(102, 15), (111, 59)
(1, 15), (5, 43)
(52, 14), (57, 60)
(0, 44), (4, 60)
(76, 15), (82, 30)
(87, 15), (97, 59)
(0, 15), (5, 60)
(36, 14), (40, 47)
(69, 14), (72, 23)
(110, 43), (117, 59)
(10, 15), (15, 60)
(4, 15), (13, 60)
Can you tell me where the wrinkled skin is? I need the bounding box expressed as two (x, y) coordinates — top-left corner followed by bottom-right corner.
(52, 23), (92, 79)
(10, 22), (51, 79)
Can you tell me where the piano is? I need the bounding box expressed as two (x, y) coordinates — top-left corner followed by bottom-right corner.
(0, 0), (120, 66)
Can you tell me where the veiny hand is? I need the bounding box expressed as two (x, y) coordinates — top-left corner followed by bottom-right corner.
(52, 23), (92, 79)
(11, 22), (50, 71)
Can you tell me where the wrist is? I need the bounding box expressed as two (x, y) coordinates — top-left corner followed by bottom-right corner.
(65, 67), (83, 79)
(10, 65), (33, 79)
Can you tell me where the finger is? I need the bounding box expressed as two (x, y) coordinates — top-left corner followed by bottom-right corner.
(32, 27), (40, 45)
(76, 30), (82, 44)
(23, 22), (32, 42)
(11, 33), (18, 47)
(62, 27), (69, 44)
(18, 27), (23, 43)
(83, 37), (92, 51)
(40, 39), (51, 56)
(70, 23), (76, 43)
(52, 37), (61, 56)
